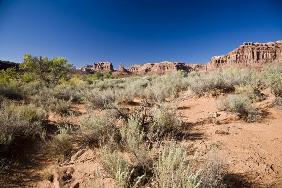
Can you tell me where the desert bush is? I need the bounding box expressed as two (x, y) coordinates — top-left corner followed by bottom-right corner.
(120, 118), (150, 164)
(53, 83), (84, 102)
(235, 84), (266, 102)
(148, 105), (183, 141)
(263, 62), (282, 97)
(85, 88), (116, 109)
(116, 77), (151, 103)
(21, 80), (45, 96)
(48, 128), (73, 158)
(146, 71), (188, 101)
(153, 143), (201, 188)
(0, 81), (24, 100)
(0, 69), (23, 99)
(5, 103), (47, 122)
(200, 151), (226, 188)
(187, 68), (258, 96)
(100, 148), (146, 188)
(0, 68), (17, 82)
(100, 148), (131, 187)
(31, 87), (73, 115)
(218, 94), (261, 122)
(93, 78), (126, 90)
(0, 102), (46, 150)
(120, 118), (144, 150)
(52, 76), (87, 102)
(85, 72), (117, 83)
(80, 113), (120, 147)
(49, 98), (72, 116)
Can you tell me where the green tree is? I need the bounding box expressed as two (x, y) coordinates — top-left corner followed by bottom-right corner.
(20, 54), (72, 85)
(0, 68), (17, 83)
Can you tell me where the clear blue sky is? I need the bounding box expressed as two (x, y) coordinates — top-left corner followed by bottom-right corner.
(0, 0), (281, 68)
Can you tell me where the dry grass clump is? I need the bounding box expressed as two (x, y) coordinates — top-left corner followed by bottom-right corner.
(48, 128), (73, 158)
(53, 83), (84, 102)
(149, 105), (183, 141)
(85, 88), (116, 109)
(234, 83), (266, 102)
(200, 150), (226, 188)
(120, 118), (154, 183)
(0, 69), (24, 100)
(153, 142), (201, 188)
(187, 68), (258, 96)
(80, 113), (121, 147)
(264, 62), (282, 97)
(100, 148), (147, 188)
(0, 81), (24, 100)
(100, 148), (131, 187)
(120, 118), (147, 160)
(218, 94), (261, 122)
(0, 102), (46, 153)
(145, 71), (188, 102)
(49, 98), (72, 116)
(116, 77), (151, 103)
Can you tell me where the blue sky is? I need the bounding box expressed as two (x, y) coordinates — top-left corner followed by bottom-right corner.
(0, 0), (281, 68)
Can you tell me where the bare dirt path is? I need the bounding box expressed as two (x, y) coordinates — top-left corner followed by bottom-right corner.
(177, 95), (282, 187)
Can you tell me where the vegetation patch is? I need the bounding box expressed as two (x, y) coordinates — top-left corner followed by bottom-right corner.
(218, 94), (261, 122)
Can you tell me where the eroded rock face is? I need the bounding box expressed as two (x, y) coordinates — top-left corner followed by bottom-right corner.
(209, 40), (282, 68)
(82, 62), (114, 73)
(127, 61), (192, 74)
(81, 61), (206, 75)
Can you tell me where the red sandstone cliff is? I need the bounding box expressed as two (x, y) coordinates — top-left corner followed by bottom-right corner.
(209, 40), (282, 68)
(82, 61), (205, 75)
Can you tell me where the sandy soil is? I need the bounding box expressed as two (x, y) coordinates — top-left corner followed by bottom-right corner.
(177, 93), (282, 187)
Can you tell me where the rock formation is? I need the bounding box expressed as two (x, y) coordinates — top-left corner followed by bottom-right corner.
(81, 62), (114, 73)
(80, 61), (206, 75)
(127, 61), (192, 74)
(209, 40), (282, 68)
(75, 40), (282, 75)
(0, 60), (19, 70)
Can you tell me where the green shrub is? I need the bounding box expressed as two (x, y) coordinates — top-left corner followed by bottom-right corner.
(20, 54), (72, 85)
(218, 94), (261, 122)
(153, 143), (200, 188)
(5, 103), (47, 122)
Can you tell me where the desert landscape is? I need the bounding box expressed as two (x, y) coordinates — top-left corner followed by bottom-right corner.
(0, 40), (282, 188)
